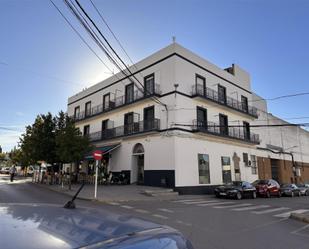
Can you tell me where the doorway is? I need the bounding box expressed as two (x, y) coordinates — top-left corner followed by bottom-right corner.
(132, 143), (145, 184)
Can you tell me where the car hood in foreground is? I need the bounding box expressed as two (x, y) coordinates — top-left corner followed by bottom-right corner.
(0, 204), (193, 249)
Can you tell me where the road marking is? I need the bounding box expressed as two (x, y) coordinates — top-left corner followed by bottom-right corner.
(274, 209), (309, 218)
(231, 205), (270, 211)
(120, 205), (134, 209)
(252, 207), (290, 214)
(197, 201), (235, 207)
(152, 214), (168, 220)
(291, 224), (309, 235)
(240, 218), (288, 232)
(172, 199), (205, 203)
(213, 203), (253, 209)
(176, 220), (192, 226)
(108, 202), (120, 206)
(184, 200), (219, 205)
(158, 208), (174, 213)
(135, 209), (149, 214)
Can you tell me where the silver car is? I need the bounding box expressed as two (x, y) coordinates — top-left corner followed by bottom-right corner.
(0, 204), (194, 249)
(296, 184), (309, 196)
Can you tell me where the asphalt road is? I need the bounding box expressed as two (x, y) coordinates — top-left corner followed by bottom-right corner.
(1, 174), (309, 249)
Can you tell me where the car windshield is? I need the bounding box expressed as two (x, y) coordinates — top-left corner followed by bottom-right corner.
(281, 184), (292, 188)
(231, 181), (242, 186)
(254, 180), (268, 185)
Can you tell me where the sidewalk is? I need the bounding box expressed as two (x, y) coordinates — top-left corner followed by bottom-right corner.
(290, 211), (309, 224)
(32, 182), (199, 203)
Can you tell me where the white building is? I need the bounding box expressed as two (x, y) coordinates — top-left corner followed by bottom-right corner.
(67, 43), (309, 194)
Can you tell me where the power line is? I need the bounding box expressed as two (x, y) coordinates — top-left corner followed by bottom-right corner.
(89, 0), (143, 77)
(172, 123), (309, 128)
(49, 0), (113, 75)
(250, 92), (309, 103)
(0, 127), (24, 132)
(0, 60), (86, 88)
(73, 0), (166, 108)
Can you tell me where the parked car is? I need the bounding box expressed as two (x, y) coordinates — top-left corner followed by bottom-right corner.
(296, 184), (309, 196)
(0, 203), (194, 249)
(214, 181), (257, 200)
(280, 184), (301, 197)
(0, 167), (10, 174)
(252, 179), (281, 198)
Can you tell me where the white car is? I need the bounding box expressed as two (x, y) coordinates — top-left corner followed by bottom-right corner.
(0, 167), (10, 174)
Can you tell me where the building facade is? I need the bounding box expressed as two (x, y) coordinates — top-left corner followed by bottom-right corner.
(67, 43), (309, 193)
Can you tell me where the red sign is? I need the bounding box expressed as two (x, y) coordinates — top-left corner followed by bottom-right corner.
(93, 150), (103, 160)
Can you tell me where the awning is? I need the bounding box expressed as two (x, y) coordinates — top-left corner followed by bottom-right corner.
(85, 144), (121, 160)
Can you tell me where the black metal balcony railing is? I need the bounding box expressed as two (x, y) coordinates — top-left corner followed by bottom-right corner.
(192, 84), (258, 118)
(88, 119), (160, 142)
(73, 84), (161, 121)
(192, 120), (260, 144)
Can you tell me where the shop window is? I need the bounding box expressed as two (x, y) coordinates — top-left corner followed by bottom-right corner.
(221, 156), (232, 183)
(251, 155), (257, 174)
(243, 153), (249, 166)
(198, 154), (210, 184)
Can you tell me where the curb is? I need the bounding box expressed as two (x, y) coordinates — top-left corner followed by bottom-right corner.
(30, 182), (202, 203)
(290, 213), (309, 224)
(30, 183), (149, 203)
(30, 182), (94, 202)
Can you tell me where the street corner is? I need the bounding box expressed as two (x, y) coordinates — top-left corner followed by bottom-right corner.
(290, 211), (309, 224)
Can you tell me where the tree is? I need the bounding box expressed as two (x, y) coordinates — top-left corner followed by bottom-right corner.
(55, 113), (92, 189)
(20, 113), (56, 165)
(56, 114), (91, 163)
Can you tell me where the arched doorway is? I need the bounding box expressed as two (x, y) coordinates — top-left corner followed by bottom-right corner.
(132, 143), (145, 184)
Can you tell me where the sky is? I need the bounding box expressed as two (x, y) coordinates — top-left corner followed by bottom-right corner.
(0, 0), (309, 152)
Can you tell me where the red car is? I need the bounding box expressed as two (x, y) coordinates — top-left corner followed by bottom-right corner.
(252, 179), (281, 198)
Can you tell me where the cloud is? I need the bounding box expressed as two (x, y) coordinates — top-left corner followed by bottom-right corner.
(0, 130), (23, 152)
(15, 112), (25, 117)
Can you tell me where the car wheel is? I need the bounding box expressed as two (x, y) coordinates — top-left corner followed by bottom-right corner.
(236, 192), (242, 200)
(252, 191), (257, 199)
(266, 191), (271, 198)
(291, 192), (294, 197)
(215, 193), (221, 198)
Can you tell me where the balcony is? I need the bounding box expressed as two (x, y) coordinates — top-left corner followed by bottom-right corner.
(192, 120), (260, 144)
(73, 84), (161, 121)
(192, 84), (258, 118)
(88, 119), (160, 142)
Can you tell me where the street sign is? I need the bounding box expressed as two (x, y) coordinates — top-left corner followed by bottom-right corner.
(93, 150), (102, 161)
(93, 150), (102, 199)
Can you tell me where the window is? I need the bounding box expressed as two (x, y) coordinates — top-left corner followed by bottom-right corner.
(243, 121), (250, 140)
(125, 83), (134, 103)
(241, 95), (248, 112)
(144, 106), (154, 131)
(144, 74), (155, 96)
(74, 106), (80, 119)
(195, 75), (206, 95)
(83, 125), (90, 136)
(124, 112), (134, 134)
(219, 114), (228, 136)
(251, 155), (257, 174)
(198, 154), (210, 184)
(103, 93), (110, 111)
(85, 101), (91, 117)
(221, 156), (231, 183)
(101, 119), (109, 139)
(196, 107), (207, 129)
(243, 153), (249, 166)
(218, 85), (226, 104)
